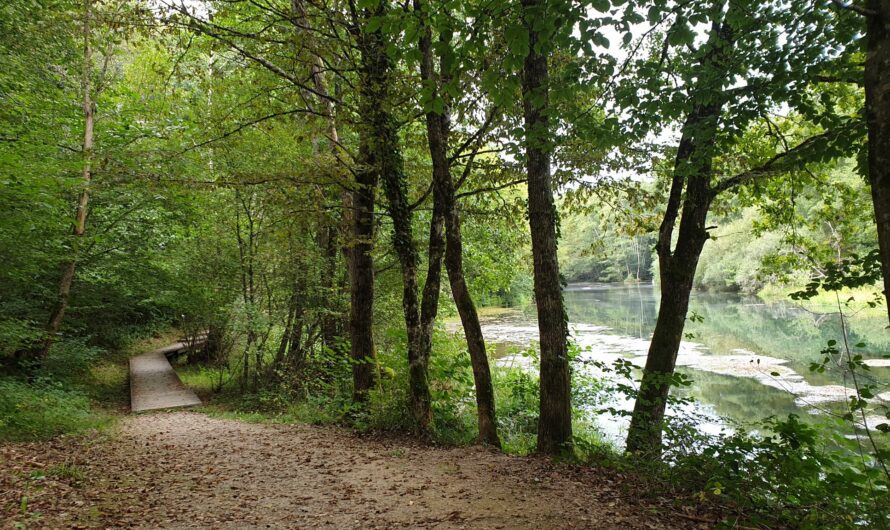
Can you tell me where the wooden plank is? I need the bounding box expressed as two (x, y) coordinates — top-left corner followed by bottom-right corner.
(129, 344), (202, 413)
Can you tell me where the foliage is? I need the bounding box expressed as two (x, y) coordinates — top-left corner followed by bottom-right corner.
(0, 0), (887, 525)
(666, 414), (890, 528)
(559, 204), (655, 284)
(0, 376), (111, 441)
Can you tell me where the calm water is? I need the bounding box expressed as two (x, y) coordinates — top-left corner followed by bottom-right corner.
(487, 283), (890, 443)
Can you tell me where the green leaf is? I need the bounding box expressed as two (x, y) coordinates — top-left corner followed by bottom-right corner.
(589, 0), (610, 13)
(365, 16), (383, 33)
(505, 24), (529, 58)
(668, 22), (695, 47)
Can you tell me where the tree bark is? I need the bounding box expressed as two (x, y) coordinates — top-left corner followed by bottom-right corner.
(275, 288), (299, 366)
(356, 8), (432, 429)
(625, 17), (731, 457)
(293, 0), (345, 349)
(350, 4), (433, 424)
(415, 0), (501, 446)
(345, 4), (382, 403)
(416, 0), (445, 365)
(419, 179), (445, 367)
(865, 1), (890, 323)
(40, 0), (94, 361)
(625, 182), (712, 456)
(349, 136), (377, 401)
(521, 0), (572, 455)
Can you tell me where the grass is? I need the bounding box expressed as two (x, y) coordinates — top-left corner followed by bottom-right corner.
(43, 462), (87, 484)
(0, 377), (114, 441)
(176, 364), (226, 399)
(0, 329), (185, 442)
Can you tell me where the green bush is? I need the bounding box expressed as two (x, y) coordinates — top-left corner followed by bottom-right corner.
(0, 377), (110, 441)
(663, 414), (890, 528)
(0, 318), (41, 361)
(495, 363), (541, 454)
(42, 338), (104, 380)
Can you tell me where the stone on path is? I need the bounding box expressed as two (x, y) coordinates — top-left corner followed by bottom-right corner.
(130, 344), (201, 413)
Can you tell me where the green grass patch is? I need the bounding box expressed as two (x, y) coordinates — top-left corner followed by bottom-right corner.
(0, 329), (188, 442)
(0, 377), (113, 441)
(176, 364), (227, 398)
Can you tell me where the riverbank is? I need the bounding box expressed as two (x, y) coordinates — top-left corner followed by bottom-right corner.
(757, 284), (886, 318)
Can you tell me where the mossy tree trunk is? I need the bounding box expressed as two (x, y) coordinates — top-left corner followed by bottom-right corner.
(352, 1), (432, 428)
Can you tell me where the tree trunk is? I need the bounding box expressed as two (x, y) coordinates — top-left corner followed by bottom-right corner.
(417, 1), (445, 363)
(275, 289), (298, 366)
(320, 224), (341, 347)
(521, 0), (572, 455)
(865, 1), (890, 323)
(415, 0), (500, 446)
(625, 194), (711, 455)
(625, 16), (731, 456)
(349, 136), (377, 401)
(358, 8), (432, 430)
(40, 0), (94, 361)
(293, 0), (345, 349)
(419, 180), (445, 366)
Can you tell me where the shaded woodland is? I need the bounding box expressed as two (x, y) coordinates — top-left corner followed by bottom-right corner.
(2, 0), (890, 527)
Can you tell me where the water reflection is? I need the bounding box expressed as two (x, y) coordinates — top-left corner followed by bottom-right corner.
(563, 282), (890, 391)
(483, 283), (890, 442)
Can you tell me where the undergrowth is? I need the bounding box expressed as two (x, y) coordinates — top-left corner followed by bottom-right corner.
(189, 327), (889, 529)
(0, 327), (170, 442)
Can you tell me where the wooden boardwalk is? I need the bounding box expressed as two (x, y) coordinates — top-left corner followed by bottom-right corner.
(129, 343), (201, 413)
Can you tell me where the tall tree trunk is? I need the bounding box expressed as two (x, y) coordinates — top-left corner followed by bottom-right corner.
(625, 16), (732, 457)
(276, 270), (304, 371)
(40, 0), (94, 361)
(355, 5), (432, 430)
(865, 1), (890, 323)
(349, 136), (377, 401)
(293, 0), (345, 349)
(345, 4), (382, 403)
(625, 180), (712, 456)
(416, 0), (445, 365)
(521, 0), (572, 455)
(320, 224), (340, 347)
(349, 2), (431, 427)
(419, 182), (445, 366)
(415, 0), (500, 446)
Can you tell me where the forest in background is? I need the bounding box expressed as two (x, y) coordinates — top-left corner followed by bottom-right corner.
(559, 161), (879, 294)
(2, 0), (890, 526)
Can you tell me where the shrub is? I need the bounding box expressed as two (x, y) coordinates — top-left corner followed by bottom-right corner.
(0, 377), (109, 441)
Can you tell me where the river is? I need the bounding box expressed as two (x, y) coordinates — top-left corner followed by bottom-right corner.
(472, 283), (890, 446)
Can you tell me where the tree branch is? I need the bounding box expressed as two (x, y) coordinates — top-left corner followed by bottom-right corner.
(829, 0), (877, 17)
(456, 178), (526, 199)
(711, 129), (839, 194)
(448, 106), (499, 164)
(167, 3), (345, 108)
(178, 108), (319, 154)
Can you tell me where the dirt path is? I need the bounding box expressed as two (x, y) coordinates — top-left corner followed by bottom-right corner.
(2, 412), (707, 529)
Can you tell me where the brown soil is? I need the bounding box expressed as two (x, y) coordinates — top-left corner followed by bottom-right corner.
(1, 412), (710, 529)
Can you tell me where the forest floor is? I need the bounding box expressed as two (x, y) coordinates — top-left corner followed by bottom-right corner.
(0, 411), (715, 529)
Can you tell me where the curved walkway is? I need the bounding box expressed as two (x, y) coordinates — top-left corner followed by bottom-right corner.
(129, 343), (201, 413)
